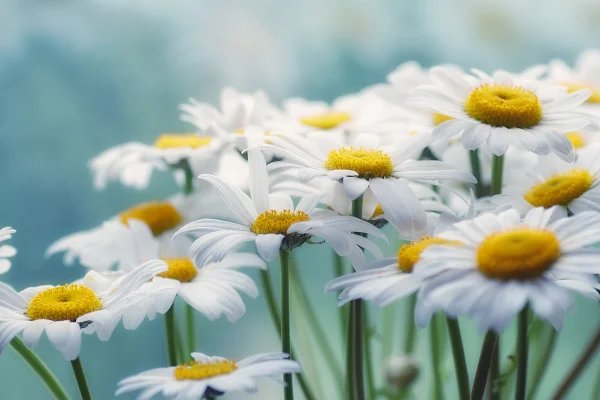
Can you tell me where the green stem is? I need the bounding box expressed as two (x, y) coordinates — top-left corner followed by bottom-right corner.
(70, 357), (92, 400)
(592, 362), (600, 400)
(185, 304), (196, 356)
(280, 249), (294, 400)
(333, 251), (348, 339)
(489, 341), (500, 400)
(515, 309), (529, 400)
(364, 308), (376, 400)
(527, 327), (557, 400)
(551, 323), (600, 400)
(472, 331), (499, 400)
(260, 269), (316, 400)
(182, 161), (194, 195)
(404, 294), (417, 355)
(381, 305), (396, 359)
(289, 261), (344, 387)
(347, 301), (355, 400)
(491, 155), (505, 195)
(10, 337), (69, 400)
(469, 149), (485, 197)
(446, 317), (470, 400)
(349, 196), (366, 400)
(165, 306), (178, 366)
(430, 314), (444, 400)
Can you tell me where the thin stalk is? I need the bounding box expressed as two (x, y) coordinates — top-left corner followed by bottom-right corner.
(175, 324), (186, 364)
(446, 317), (471, 400)
(185, 304), (196, 355)
(472, 331), (499, 400)
(430, 314), (444, 400)
(489, 342), (500, 400)
(260, 269), (316, 400)
(592, 363), (600, 400)
(551, 323), (600, 400)
(491, 155), (505, 195)
(280, 249), (294, 400)
(349, 196), (366, 400)
(164, 306), (177, 366)
(404, 294), (417, 354)
(333, 252), (348, 339)
(347, 301), (355, 400)
(10, 337), (69, 400)
(182, 162), (194, 195)
(515, 309), (529, 400)
(469, 149), (485, 197)
(289, 261), (344, 387)
(364, 308), (376, 400)
(380, 305), (396, 363)
(70, 357), (92, 400)
(527, 327), (557, 400)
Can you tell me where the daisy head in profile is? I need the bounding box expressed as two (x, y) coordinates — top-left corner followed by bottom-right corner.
(0, 226), (16, 274)
(408, 67), (597, 161)
(89, 132), (225, 190)
(0, 260), (177, 360)
(488, 144), (600, 216)
(47, 193), (213, 272)
(326, 186), (469, 307)
(176, 149), (385, 268)
(414, 207), (600, 332)
(548, 49), (600, 109)
(116, 352), (301, 399)
(114, 220), (266, 322)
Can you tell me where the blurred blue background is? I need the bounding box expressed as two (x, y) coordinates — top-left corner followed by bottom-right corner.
(1, 0), (599, 398)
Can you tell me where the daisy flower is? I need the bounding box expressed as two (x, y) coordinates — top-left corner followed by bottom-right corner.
(261, 133), (474, 236)
(414, 207), (600, 331)
(48, 193), (214, 272)
(326, 185), (468, 306)
(0, 260), (177, 360)
(548, 49), (600, 110)
(0, 227), (17, 274)
(116, 219), (265, 322)
(488, 145), (600, 215)
(90, 133), (225, 190)
(180, 87), (281, 149)
(176, 149), (384, 267)
(116, 352), (301, 399)
(408, 67), (596, 161)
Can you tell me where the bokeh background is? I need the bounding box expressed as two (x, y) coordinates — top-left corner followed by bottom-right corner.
(1, 0), (599, 398)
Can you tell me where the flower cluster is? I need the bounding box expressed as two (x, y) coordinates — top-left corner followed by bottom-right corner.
(3, 50), (600, 399)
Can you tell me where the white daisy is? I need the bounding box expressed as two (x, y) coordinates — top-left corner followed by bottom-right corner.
(90, 133), (225, 190)
(115, 219), (265, 322)
(116, 352), (301, 399)
(176, 149), (385, 268)
(414, 207), (600, 331)
(487, 145), (600, 215)
(408, 67), (596, 161)
(326, 187), (469, 307)
(48, 193), (216, 272)
(548, 49), (600, 111)
(180, 87), (281, 149)
(261, 133), (474, 237)
(0, 260), (177, 360)
(0, 227), (17, 274)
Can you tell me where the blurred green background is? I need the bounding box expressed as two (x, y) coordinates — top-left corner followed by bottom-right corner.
(0, 0), (599, 398)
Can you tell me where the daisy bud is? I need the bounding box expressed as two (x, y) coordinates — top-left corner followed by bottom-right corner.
(384, 355), (420, 390)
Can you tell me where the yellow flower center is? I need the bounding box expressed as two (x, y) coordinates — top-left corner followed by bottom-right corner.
(477, 229), (560, 280)
(371, 204), (384, 218)
(160, 258), (198, 282)
(563, 82), (600, 104)
(154, 134), (213, 149)
(26, 285), (103, 321)
(397, 236), (460, 273)
(119, 202), (183, 236)
(523, 169), (593, 208)
(300, 111), (352, 130)
(465, 84), (543, 128)
(432, 113), (453, 126)
(250, 210), (310, 235)
(565, 132), (586, 149)
(325, 147), (394, 178)
(174, 360), (238, 381)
